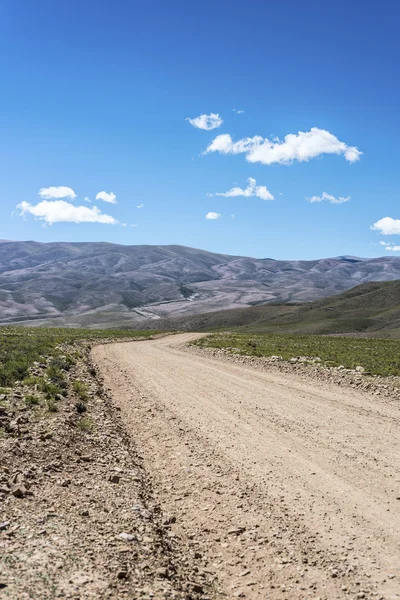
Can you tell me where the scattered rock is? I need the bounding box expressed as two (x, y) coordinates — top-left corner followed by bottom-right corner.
(11, 485), (27, 498)
(117, 569), (129, 580)
(118, 532), (136, 542)
(227, 527), (246, 535)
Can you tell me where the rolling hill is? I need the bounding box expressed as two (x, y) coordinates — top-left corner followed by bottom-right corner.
(162, 280), (400, 338)
(0, 240), (400, 328)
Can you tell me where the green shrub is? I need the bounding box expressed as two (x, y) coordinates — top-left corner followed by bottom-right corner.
(72, 380), (88, 400)
(46, 398), (59, 412)
(39, 380), (65, 399)
(78, 417), (93, 432)
(47, 364), (64, 380)
(25, 394), (40, 407)
(23, 375), (44, 387)
(49, 356), (73, 371)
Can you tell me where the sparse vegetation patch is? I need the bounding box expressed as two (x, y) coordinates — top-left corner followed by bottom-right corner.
(194, 333), (400, 377)
(0, 326), (160, 387)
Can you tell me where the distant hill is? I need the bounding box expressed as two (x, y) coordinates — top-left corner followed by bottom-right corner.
(162, 280), (400, 338)
(0, 241), (400, 328)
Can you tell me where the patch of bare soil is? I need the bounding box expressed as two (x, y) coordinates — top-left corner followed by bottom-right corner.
(92, 333), (400, 600)
(0, 340), (215, 599)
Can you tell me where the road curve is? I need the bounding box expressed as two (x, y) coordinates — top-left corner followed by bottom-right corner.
(93, 333), (400, 599)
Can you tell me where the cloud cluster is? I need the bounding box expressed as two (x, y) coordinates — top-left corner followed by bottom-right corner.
(205, 127), (362, 165)
(213, 177), (274, 201)
(186, 113), (223, 131)
(380, 241), (400, 251)
(206, 212), (221, 220)
(39, 186), (77, 200)
(307, 192), (350, 204)
(371, 217), (400, 235)
(17, 200), (118, 225)
(95, 191), (117, 204)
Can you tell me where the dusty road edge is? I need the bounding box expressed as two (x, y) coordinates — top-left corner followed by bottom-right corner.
(0, 335), (217, 599)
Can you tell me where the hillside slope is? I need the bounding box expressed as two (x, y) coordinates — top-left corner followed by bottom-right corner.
(162, 280), (400, 338)
(0, 241), (400, 327)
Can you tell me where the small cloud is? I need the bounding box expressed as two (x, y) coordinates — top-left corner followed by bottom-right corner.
(307, 192), (350, 204)
(131, 224), (139, 228)
(186, 113), (223, 131)
(137, 203), (144, 208)
(205, 127), (362, 164)
(95, 191), (117, 204)
(233, 109), (244, 114)
(231, 214), (235, 219)
(213, 177), (274, 201)
(83, 196), (91, 203)
(379, 241), (400, 251)
(39, 186), (76, 200)
(371, 217), (400, 235)
(206, 212), (221, 220)
(17, 200), (118, 225)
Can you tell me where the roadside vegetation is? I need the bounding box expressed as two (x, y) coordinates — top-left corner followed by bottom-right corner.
(0, 326), (159, 387)
(193, 332), (400, 377)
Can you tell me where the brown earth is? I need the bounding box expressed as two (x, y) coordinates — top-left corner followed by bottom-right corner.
(92, 333), (400, 600)
(0, 338), (215, 599)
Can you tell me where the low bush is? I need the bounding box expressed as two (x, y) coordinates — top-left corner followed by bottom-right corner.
(78, 417), (93, 432)
(46, 398), (59, 412)
(24, 394), (40, 406)
(72, 380), (88, 401)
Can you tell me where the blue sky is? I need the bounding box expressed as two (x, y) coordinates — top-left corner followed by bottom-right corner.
(1, 0), (400, 259)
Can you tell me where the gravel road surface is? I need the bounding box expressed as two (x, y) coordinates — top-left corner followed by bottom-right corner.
(93, 333), (400, 599)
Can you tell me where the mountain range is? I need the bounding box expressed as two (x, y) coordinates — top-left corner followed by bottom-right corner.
(0, 240), (399, 327)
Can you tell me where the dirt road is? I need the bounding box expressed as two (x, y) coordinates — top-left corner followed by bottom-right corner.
(93, 333), (400, 599)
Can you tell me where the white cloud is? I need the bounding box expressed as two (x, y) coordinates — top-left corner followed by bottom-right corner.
(379, 241), (400, 251)
(307, 192), (350, 204)
(84, 196), (91, 203)
(39, 186), (77, 200)
(137, 203), (144, 208)
(233, 109), (244, 114)
(95, 191), (117, 204)
(17, 200), (118, 225)
(186, 113), (223, 131)
(205, 127), (362, 165)
(213, 177), (274, 201)
(371, 217), (400, 235)
(206, 212), (221, 220)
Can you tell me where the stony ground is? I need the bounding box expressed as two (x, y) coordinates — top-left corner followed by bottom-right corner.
(3, 332), (400, 599)
(0, 339), (216, 599)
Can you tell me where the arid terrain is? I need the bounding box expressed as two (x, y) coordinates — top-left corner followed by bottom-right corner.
(3, 332), (400, 599)
(91, 333), (400, 599)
